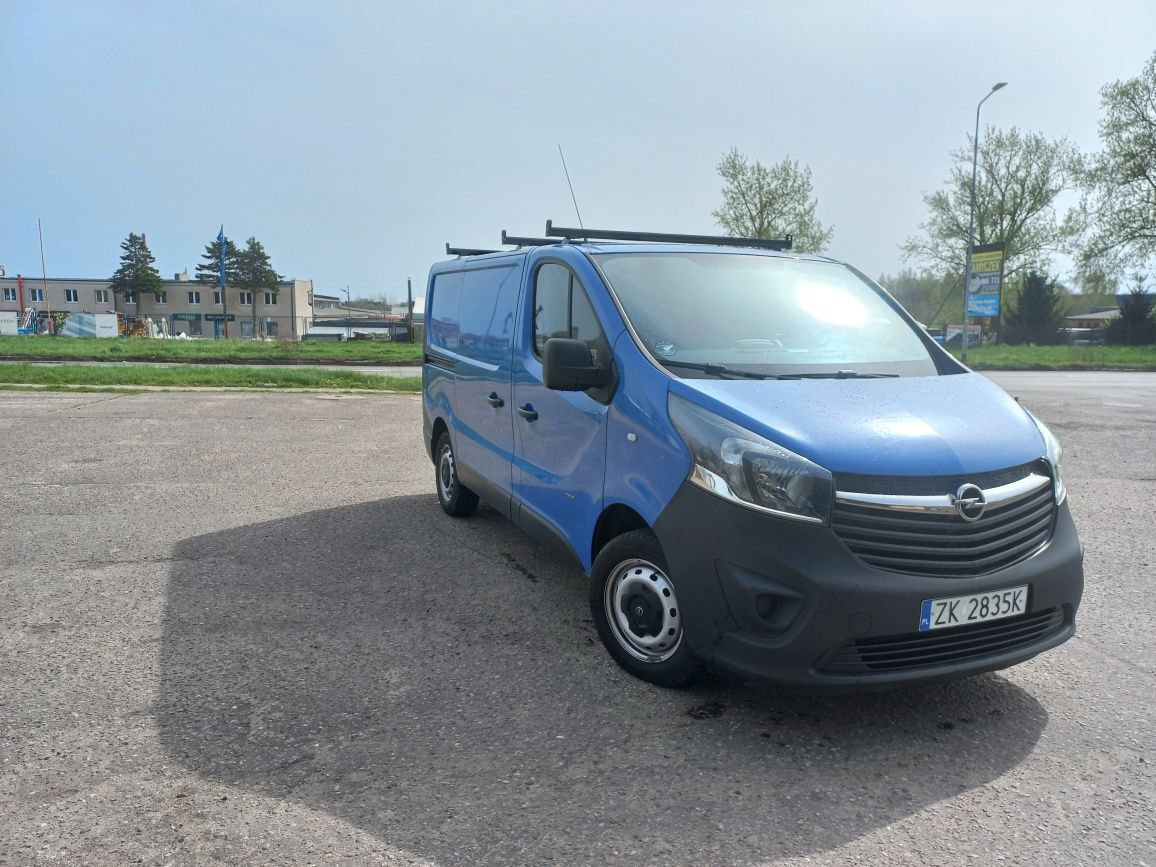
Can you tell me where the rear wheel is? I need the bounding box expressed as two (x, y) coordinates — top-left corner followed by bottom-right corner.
(590, 529), (701, 687)
(434, 431), (478, 517)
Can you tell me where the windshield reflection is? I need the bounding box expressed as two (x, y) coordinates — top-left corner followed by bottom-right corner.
(594, 252), (937, 378)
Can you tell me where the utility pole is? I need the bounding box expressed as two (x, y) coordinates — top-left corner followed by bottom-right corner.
(218, 227), (230, 340)
(38, 218), (51, 334)
(407, 278), (414, 343)
(344, 285), (351, 341)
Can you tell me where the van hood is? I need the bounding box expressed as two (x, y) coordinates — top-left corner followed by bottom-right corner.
(670, 372), (1045, 477)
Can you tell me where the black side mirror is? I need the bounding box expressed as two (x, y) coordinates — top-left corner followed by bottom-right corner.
(542, 337), (608, 391)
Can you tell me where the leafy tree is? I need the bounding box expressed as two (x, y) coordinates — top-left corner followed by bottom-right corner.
(1065, 293), (1118, 316)
(234, 237), (282, 337)
(1002, 270), (1066, 345)
(1106, 275), (1156, 345)
(1070, 266), (1120, 297)
(712, 148), (833, 252)
(903, 127), (1083, 279)
(109, 232), (162, 309)
(1081, 51), (1156, 274)
(876, 268), (960, 327)
(348, 296), (391, 312)
(194, 232), (239, 288)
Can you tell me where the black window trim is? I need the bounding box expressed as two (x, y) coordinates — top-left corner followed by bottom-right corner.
(530, 257), (606, 361)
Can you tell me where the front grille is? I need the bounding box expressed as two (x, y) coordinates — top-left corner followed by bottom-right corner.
(818, 607), (1065, 674)
(831, 481), (1056, 578)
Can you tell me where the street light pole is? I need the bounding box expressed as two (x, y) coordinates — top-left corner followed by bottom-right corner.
(344, 285), (351, 341)
(961, 81), (1007, 363)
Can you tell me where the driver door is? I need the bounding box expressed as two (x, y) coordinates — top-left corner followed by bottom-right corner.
(511, 262), (610, 569)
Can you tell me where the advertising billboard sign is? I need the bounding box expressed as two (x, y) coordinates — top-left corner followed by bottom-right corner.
(966, 242), (1005, 318)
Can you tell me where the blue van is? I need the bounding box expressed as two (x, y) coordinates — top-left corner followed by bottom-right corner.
(422, 222), (1083, 689)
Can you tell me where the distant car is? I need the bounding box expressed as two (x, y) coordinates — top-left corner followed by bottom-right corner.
(302, 328), (346, 342)
(921, 325), (946, 345)
(422, 222), (1083, 690)
(1062, 328), (1105, 346)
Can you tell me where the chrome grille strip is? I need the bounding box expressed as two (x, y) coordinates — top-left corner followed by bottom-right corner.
(830, 470), (1057, 579)
(832, 490), (1053, 540)
(834, 472), (1052, 514)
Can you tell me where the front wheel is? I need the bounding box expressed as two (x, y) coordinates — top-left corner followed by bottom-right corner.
(589, 529), (701, 687)
(434, 431), (478, 517)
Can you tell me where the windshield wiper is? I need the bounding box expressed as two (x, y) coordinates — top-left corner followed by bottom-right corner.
(775, 370), (900, 380)
(660, 361), (899, 381)
(659, 360), (771, 380)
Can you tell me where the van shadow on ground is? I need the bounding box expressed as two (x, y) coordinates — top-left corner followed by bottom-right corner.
(157, 495), (1048, 864)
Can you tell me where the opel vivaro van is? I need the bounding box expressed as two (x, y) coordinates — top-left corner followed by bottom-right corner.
(422, 222), (1083, 688)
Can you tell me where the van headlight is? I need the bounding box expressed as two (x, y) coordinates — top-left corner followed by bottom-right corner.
(1029, 414), (1066, 505)
(668, 392), (833, 524)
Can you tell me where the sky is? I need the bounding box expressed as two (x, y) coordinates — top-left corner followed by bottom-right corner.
(2, 1), (1154, 302)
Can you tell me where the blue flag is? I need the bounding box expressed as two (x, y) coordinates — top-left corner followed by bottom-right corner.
(217, 226), (226, 287)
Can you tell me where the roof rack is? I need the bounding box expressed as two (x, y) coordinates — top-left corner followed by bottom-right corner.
(544, 220), (793, 251)
(500, 230), (556, 247)
(446, 243), (498, 257)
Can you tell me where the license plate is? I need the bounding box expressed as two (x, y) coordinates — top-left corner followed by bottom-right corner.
(918, 585), (1028, 632)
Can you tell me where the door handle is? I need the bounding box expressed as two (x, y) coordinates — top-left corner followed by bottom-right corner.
(486, 392), (504, 408)
(516, 404), (538, 421)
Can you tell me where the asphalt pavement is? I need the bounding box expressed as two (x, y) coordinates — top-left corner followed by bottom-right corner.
(0, 372), (1153, 866)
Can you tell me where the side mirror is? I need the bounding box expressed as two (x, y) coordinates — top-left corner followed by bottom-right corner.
(542, 337), (608, 391)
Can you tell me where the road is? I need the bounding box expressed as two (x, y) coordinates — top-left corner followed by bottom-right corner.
(0, 373), (1152, 865)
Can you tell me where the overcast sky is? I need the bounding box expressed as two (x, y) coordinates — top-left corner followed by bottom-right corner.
(2, 1), (1153, 301)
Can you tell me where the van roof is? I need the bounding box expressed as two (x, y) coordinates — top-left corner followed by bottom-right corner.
(442, 220), (834, 269)
(439, 240), (832, 268)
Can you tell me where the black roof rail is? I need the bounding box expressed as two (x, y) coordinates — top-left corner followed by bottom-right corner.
(544, 220), (793, 251)
(446, 243), (499, 257)
(500, 230), (556, 247)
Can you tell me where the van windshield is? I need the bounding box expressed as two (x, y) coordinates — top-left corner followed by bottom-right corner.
(593, 252), (938, 378)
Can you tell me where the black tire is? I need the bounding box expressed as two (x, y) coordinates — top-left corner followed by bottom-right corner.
(434, 431), (478, 517)
(589, 528), (701, 687)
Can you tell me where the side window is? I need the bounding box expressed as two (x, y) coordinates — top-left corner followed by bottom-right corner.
(569, 288), (605, 364)
(429, 271), (463, 352)
(533, 264), (570, 355)
(533, 263), (607, 360)
(458, 265), (521, 366)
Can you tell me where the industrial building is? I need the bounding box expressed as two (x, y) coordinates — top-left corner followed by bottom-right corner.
(0, 272), (315, 338)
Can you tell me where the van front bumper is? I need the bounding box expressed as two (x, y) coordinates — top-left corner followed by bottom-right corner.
(653, 482), (1083, 691)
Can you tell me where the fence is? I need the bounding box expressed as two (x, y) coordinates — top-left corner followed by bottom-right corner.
(147, 314), (312, 340)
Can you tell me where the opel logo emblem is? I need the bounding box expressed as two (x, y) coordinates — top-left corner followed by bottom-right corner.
(953, 483), (987, 522)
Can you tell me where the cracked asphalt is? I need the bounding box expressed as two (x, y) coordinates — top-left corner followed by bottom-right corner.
(0, 373), (1153, 866)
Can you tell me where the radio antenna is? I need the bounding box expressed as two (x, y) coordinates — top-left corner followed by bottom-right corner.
(557, 145), (584, 229)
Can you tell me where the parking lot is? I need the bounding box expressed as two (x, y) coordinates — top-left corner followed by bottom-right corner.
(1, 374), (1153, 866)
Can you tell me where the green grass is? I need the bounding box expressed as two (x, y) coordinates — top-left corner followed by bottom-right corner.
(0, 335), (423, 365)
(950, 344), (1156, 370)
(0, 362), (422, 392)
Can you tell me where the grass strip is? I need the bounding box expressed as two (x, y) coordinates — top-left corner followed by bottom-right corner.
(950, 344), (1156, 370)
(0, 335), (423, 365)
(0, 362), (422, 392)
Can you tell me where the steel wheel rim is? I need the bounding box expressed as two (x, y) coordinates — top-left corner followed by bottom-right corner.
(437, 445), (455, 502)
(604, 557), (682, 663)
